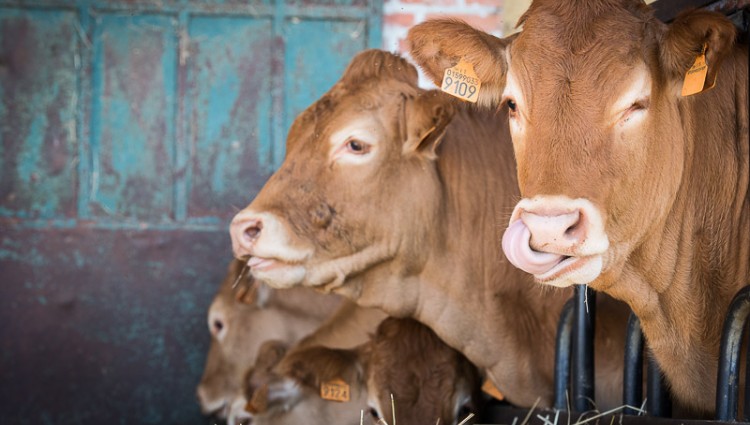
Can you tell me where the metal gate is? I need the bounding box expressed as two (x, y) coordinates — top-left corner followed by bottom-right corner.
(0, 0), (381, 423)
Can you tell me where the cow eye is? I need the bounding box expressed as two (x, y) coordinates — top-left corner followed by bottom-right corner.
(505, 98), (518, 119)
(621, 99), (649, 124)
(213, 319), (224, 334)
(346, 139), (371, 154)
(369, 407), (381, 420)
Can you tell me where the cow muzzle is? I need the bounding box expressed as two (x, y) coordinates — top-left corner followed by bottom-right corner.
(501, 196), (609, 287)
(229, 210), (311, 288)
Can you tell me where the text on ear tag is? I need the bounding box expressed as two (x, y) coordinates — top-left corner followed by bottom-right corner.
(681, 43), (713, 96)
(441, 58), (481, 103)
(321, 379), (350, 402)
(482, 379), (505, 401)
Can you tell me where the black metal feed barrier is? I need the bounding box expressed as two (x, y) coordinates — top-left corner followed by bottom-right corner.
(553, 285), (750, 422)
(554, 287), (673, 417)
(716, 286), (750, 422)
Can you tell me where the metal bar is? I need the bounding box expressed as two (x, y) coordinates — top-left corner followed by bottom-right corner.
(646, 353), (672, 417)
(572, 285), (596, 412)
(650, 0), (721, 22)
(623, 313), (644, 415)
(554, 299), (575, 411)
(716, 286), (750, 421)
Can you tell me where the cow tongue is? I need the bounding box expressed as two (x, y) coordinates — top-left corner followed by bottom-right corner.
(502, 219), (566, 275)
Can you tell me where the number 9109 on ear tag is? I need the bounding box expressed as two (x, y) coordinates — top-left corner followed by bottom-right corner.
(441, 58), (481, 103)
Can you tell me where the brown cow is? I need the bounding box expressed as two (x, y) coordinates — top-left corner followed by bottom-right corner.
(244, 318), (482, 425)
(228, 49), (631, 409)
(196, 259), (342, 419)
(228, 300), (387, 425)
(407, 0), (748, 414)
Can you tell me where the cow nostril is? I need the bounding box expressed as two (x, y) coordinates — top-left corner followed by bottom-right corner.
(244, 224), (262, 241)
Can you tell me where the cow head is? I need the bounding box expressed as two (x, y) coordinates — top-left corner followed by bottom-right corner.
(196, 260), (323, 419)
(242, 319), (481, 425)
(408, 1), (736, 289)
(364, 318), (481, 425)
(229, 50), (455, 293)
(243, 343), (369, 424)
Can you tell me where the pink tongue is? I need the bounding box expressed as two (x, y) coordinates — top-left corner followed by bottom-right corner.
(502, 219), (565, 275)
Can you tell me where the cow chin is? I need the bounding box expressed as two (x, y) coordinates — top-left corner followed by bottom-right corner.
(534, 255), (604, 288)
(250, 264), (307, 289)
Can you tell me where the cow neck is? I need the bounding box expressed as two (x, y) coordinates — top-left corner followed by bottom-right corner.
(422, 106), (564, 406)
(607, 46), (749, 414)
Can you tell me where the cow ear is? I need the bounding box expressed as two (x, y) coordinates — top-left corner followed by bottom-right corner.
(407, 19), (512, 107)
(247, 377), (301, 414)
(402, 91), (455, 159)
(661, 9), (736, 96)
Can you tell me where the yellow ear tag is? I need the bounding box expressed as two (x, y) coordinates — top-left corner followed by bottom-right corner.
(321, 379), (350, 402)
(681, 43), (713, 97)
(441, 58), (481, 103)
(482, 379), (505, 401)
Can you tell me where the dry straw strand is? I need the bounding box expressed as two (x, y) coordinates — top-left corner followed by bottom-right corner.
(457, 413), (475, 425)
(520, 397), (541, 425)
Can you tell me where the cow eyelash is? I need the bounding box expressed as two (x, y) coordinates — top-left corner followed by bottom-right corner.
(621, 99), (650, 124)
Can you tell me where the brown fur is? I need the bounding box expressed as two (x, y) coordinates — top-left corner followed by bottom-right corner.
(246, 318), (482, 425)
(195, 260), (342, 417)
(367, 318), (482, 425)
(233, 49), (631, 408)
(407, 0), (748, 415)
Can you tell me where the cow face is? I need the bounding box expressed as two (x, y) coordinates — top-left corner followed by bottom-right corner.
(243, 344), (370, 425)
(408, 1), (736, 288)
(196, 261), (320, 418)
(230, 50), (454, 292)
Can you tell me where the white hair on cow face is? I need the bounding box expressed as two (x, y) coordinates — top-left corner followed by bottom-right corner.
(328, 116), (384, 166)
(610, 63), (652, 130)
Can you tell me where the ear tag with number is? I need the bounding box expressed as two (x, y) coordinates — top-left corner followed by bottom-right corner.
(441, 58), (481, 103)
(482, 379), (505, 401)
(321, 378), (350, 402)
(681, 43), (714, 97)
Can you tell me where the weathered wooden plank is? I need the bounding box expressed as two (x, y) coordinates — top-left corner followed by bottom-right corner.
(0, 8), (78, 219)
(89, 13), (177, 222)
(186, 16), (273, 220)
(0, 225), (228, 424)
(279, 18), (366, 164)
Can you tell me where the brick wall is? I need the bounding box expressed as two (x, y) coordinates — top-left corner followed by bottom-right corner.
(382, 0), (529, 86)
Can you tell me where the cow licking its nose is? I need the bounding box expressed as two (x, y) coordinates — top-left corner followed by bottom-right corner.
(230, 211), (263, 258)
(502, 197), (609, 286)
(521, 209), (583, 251)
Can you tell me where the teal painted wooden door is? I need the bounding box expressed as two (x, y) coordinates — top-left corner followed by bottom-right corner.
(0, 1), (381, 423)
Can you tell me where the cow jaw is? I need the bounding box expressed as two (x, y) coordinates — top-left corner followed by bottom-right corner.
(502, 196), (609, 287)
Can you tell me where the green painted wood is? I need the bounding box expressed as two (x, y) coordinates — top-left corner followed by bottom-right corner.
(281, 19), (367, 164)
(0, 0), (382, 423)
(186, 16), (273, 219)
(0, 8), (79, 219)
(89, 13), (178, 221)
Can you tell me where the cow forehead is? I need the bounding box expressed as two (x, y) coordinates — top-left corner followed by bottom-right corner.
(287, 81), (414, 151)
(509, 25), (653, 123)
(509, 0), (655, 108)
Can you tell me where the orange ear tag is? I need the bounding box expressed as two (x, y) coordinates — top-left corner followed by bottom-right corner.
(482, 379), (505, 401)
(321, 379), (350, 402)
(441, 58), (481, 103)
(681, 43), (713, 96)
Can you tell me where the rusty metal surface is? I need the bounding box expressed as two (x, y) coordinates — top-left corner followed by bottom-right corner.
(0, 0), (381, 423)
(0, 225), (229, 424)
(0, 8), (79, 219)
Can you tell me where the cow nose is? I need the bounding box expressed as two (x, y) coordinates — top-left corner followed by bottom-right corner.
(231, 211), (263, 258)
(520, 209), (583, 252)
